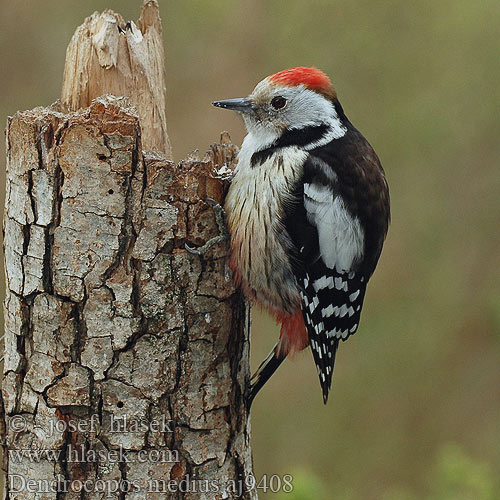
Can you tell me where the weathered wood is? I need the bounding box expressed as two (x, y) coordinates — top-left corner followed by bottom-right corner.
(61, 0), (172, 157)
(2, 2), (256, 498)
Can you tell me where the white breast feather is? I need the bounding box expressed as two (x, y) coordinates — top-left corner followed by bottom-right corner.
(225, 139), (307, 310)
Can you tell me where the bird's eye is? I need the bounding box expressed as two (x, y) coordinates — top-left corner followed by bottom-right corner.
(271, 96), (287, 110)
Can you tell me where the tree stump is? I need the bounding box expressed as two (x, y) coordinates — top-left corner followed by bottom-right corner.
(1, 2), (255, 499)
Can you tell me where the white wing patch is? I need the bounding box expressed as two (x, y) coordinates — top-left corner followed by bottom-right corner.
(303, 183), (364, 271)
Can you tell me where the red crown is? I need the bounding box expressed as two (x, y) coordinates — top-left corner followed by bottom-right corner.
(269, 67), (334, 97)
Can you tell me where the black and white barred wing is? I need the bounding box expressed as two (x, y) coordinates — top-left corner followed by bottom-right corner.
(299, 181), (367, 402)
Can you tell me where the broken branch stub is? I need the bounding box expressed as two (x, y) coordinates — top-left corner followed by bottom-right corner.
(61, 0), (172, 157)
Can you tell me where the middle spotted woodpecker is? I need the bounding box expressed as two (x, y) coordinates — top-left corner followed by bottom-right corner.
(206, 67), (390, 406)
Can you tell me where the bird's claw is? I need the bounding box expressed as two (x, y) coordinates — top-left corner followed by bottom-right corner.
(184, 198), (229, 257)
(184, 242), (201, 255)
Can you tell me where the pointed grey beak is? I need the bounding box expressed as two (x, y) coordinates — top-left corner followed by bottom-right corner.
(212, 98), (252, 113)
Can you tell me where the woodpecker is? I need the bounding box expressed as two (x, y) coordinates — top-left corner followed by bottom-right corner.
(210, 67), (390, 405)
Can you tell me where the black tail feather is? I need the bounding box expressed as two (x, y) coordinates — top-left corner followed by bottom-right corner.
(314, 338), (339, 404)
(247, 343), (285, 409)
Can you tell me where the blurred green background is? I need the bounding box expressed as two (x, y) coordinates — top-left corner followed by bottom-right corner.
(1, 1), (499, 499)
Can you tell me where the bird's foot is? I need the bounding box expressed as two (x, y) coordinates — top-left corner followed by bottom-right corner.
(185, 198), (229, 256)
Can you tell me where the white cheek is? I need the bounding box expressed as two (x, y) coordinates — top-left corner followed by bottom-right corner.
(286, 88), (347, 144)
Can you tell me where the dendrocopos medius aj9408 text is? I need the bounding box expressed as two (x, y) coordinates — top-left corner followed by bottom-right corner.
(191, 67), (390, 406)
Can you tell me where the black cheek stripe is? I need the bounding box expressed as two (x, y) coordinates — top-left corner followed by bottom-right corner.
(251, 124), (329, 167)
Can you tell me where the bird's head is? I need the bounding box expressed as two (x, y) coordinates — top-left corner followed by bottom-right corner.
(213, 67), (347, 145)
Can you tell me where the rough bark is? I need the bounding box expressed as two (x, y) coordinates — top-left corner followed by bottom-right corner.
(2, 2), (255, 499)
